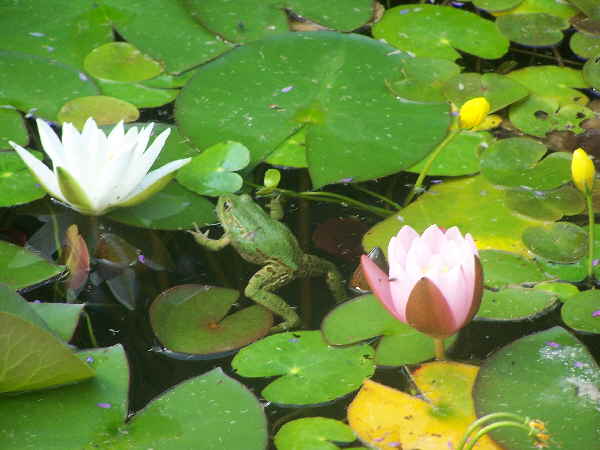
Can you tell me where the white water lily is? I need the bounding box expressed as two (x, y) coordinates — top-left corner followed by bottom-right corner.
(9, 118), (191, 215)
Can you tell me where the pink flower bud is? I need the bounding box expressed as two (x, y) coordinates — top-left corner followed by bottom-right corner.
(361, 225), (483, 339)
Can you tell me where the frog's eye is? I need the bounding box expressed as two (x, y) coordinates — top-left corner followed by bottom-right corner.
(223, 200), (233, 211)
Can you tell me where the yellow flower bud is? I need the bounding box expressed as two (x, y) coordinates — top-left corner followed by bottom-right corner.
(571, 148), (596, 193)
(459, 97), (490, 129)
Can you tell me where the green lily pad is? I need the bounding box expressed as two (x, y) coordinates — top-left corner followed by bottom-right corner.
(232, 330), (375, 405)
(477, 287), (559, 320)
(150, 284), (272, 356)
(535, 257), (588, 283)
(96, 79), (178, 108)
(583, 52), (600, 89)
(322, 295), (456, 367)
(496, 13), (569, 47)
(372, 5), (509, 61)
(0, 312), (95, 394)
(506, 66), (589, 103)
(0, 108), (28, 149)
(570, 32), (600, 59)
(176, 141), (250, 196)
(117, 368), (268, 449)
(57, 95), (139, 128)
(0, 240), (64, 290)
(98, 0), (231, 74)
(0, 51), (99, 121)
(177, 32), (451, 188)
(471, 0), (523, 12)
(265, 127), (308, 168)
(479, 250), (548, 289)
(107, 181), (216, 230)
(0, 0), (112, 69)
(508, 95), (594, 137)
(442, 72), (529, 112)
(561, 290), (600, 334)
(84, 42), (163, 82)
(0, 284), (51, 333)
(504, 184), (585, 221)
(501, 0), (578, 19)
(184, 0), (376, 43)
(0, 150), (47, 207)
(480, 137), (571, 190)
(474, 327), (600, 449)
(274, 417), (357, 450)
(569, 0), (600, 21)
(363, 175), (545, 257)
(522, 222), (588, 263)
(532, 281), (579, 300)
(29, 302), (85, 342)
(143, 71), (195, 89)
(406, 131), (492, 177)
(385, 57), (461, 103)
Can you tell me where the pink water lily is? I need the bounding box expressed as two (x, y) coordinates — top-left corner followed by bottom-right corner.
(361, 225), (483, 339)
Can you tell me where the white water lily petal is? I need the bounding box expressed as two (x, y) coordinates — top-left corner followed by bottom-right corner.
(11, 118), (187, 215)
(9, 142), (65, 202)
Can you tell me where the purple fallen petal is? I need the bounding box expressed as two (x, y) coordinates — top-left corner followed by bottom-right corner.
(281, 86), (293, 93)
(545, 341), (560, 348)
(592, 310), (600, 317)
(96, 403), (112, 409)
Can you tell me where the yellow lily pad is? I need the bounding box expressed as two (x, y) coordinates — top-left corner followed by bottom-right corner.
(58, 95), (139, 129)
(348, 362), (501, 449)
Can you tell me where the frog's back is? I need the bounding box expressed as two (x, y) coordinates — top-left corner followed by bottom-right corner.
(226, 196), (303, 270)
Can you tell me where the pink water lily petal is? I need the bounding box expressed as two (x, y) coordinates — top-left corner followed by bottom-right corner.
(361, 255), (400, 319)
(405, 277), (457, 339)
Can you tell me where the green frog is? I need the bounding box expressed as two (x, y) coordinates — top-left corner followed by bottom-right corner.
(190, 194), (346, 332)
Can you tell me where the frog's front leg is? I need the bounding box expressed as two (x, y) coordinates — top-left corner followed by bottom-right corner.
(188, 224), (231, 251)
(244, 263), (299, 332)
(299, 254), (347, 304)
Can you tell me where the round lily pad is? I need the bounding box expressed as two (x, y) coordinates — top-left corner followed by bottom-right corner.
(561, 290), (600, 333)
(176, 31), (451, 188)
(96, 79), (178, 109)
(522, 222), (588, 263)
(479, 250), (547, 289)
(506, 66), (589, 103)
(501, 0), (578, 19)
(532, 281), (579, 300)
(442, 72), (529, 113)
(274, 417), (357, 450)
(477, 287), (559, 321)
(480, 137), (571, 190)
(232, 330), (375, 405)
(176, 141), (250, 196)
(474, 327), (600, 449)
(372, 4), (509, 61)
(583, 52), (600, 89)
(58, 95), (139, 128)
(84, 42), (163, 82)
(570, 32), (600, 59)
(100, 0), (231, 74)
(496, 13), (569, 47)
(107, 181), (216, 230)
(509, 95), (594, 137)
(0, 108), (28, 149)
(504, 185), (585, 221)
(150, 284), (272, 356)
(0, 51), (98, 121)
(0, 150), (46, 207)
(322, 295), (456, 366)
(0, 240), (64, 290)
(184, 0), (376, 43)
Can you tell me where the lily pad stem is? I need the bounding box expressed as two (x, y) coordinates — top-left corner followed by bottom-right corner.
(458, 421), (531, 450)
(586, 192), (595, 281)
(434, 338), (445, 360)
(403, 121), (460, 207)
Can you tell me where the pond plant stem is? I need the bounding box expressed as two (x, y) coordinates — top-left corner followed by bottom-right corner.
(586, 193), (595, 282)
(351, 184), (402, 210)
(434, 338), (445, 360)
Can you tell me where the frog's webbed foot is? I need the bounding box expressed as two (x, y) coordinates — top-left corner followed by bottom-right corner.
(188, 223), (231, 251)
(245, 263), (299, 332)
(299, 254), (347, 304)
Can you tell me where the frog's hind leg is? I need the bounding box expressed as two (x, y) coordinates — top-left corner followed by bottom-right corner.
(299, 254), (346, 304)
(245, 263), (299, 333)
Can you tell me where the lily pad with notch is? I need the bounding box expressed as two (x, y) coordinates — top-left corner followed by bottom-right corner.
(507, 65), (588, 102)
(561, 290), (600, 334)
(176, 32), (451, 188)
(84, 42), (163, 82)
(372, 5), (509, 61)
(522, 222), (588, 263)
(477, 287), (559, 321)
(232, 330), (375, 405)
(480, 137), (571, 190)
(274, 417), (360, 450)
(321, 294), (456, 366)
(496, 13), (569, 47)
(474, 327), (600, 449)
(150, 284), (273, 357)
(479, 249), (548, 290)
(504, 184), (584, 221)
